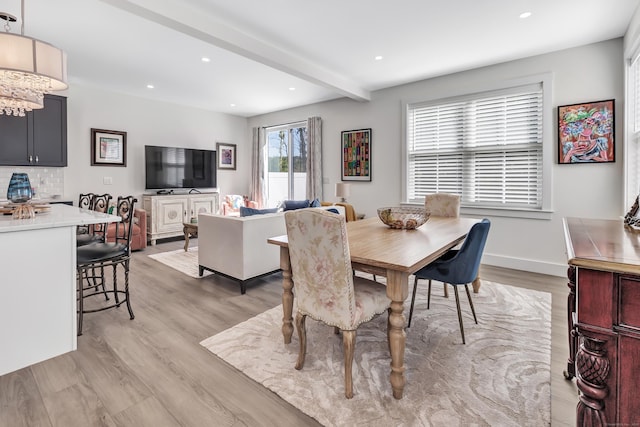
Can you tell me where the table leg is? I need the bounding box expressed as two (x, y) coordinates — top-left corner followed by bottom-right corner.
(472, 275), (481, 293)
(386, 269), (408, 399)
(279, 246), (294, 344)
(183, 226), (190, 252)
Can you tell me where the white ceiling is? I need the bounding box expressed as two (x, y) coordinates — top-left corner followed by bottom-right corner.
(7, 0), (640, 117)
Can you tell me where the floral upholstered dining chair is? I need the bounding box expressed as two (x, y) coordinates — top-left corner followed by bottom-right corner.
(424, 193), (461, 298)
(424, 193), (460, 218)
(284, 209), (391, 398)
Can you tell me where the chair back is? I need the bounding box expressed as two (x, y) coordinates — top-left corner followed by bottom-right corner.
(89, 193), (112, 237)
(112, 196), (137, 252)
(443, 219), (491, 284)
(284, 209), (358, 329)
(424, 193), (460, 218)
(78, 193), (94, 210)
(77, 193), (94, 234)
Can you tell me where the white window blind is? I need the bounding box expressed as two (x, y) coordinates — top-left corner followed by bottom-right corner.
(628, 56), (640, 207)
(407, 84), (544, 209)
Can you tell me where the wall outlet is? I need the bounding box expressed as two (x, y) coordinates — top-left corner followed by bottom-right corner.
(103, 176), (113, 185)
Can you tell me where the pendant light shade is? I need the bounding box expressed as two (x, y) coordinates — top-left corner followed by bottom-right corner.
(0, 1), (68, 116)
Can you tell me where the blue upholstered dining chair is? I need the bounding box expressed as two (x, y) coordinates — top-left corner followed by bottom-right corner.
(407, 218), (491, 344)
(284, 208), (391, 398)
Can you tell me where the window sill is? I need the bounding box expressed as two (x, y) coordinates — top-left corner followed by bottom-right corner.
(401, 203), (553, 220)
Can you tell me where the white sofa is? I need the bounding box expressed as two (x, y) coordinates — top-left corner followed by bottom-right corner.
(198, 205), (345, 294)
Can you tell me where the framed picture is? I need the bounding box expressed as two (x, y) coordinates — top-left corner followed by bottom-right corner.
(216, 142), (236, 170)
(558, 99), (614, 164)
(341, 128), (371, 181)
(91, 128), (127, 166)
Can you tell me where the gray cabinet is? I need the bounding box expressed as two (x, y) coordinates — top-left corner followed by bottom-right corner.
(0, 95), (67, 166)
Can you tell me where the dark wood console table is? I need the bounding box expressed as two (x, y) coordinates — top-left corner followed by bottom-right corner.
(563, 217), (640, 425)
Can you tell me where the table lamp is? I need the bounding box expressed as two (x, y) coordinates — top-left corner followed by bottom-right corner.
(335, 182), (351, 203)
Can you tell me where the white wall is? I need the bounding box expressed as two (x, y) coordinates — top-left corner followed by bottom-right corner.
(247, 39), (625, 277)
(62, 84), (250, 204)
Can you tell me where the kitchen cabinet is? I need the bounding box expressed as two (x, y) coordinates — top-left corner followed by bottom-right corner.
(0, 94), (67, 166)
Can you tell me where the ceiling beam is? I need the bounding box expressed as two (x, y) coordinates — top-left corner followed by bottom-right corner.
(100, 0), (370, 102)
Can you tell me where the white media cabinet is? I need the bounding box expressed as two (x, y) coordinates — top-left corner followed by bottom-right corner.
(143, 192), (220, 245)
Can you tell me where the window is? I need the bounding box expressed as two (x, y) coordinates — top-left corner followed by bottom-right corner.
(405, 80), (551, 215)
(265, 122), (307, 207)
(626, 55), (640, 207)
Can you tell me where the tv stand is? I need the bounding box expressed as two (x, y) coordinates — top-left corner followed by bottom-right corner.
(143, 192), (219, 245)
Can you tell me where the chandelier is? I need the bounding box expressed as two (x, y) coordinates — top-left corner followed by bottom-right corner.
(0, 0), (67, 116)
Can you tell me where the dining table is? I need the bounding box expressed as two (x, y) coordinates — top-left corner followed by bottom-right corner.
(267, 215), (481, 399)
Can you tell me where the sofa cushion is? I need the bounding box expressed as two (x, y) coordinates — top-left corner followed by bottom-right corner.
(240, 206), (279, 217)
(282, 199), (310, 211)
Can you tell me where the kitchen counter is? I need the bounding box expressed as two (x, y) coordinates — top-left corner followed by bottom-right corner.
(0, 204), (120, 376)
(0, 203), (119, 232)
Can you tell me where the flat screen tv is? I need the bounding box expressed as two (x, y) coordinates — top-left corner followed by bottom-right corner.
(145, 145), (217, 191)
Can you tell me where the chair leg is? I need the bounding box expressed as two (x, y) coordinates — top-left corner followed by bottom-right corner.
(464, 284), (478, 324)
(387, 308), (391, 354)
(408, 276), (419, 328)
(343, 330), (356, 399)
(123, 259), (135, 320)
(427, 280), (432, 309)
(453, 286), (466, 344)
(372, 274), (377, 282)
(443, 283), (449, 298)
(77, 269), (84, 336)
(295, 313), (307, 370)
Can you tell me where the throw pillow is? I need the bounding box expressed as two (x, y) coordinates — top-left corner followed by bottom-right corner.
(282, 199), (310, 211)
(310, 198), (321, 207)
(239, 206), (279, 217)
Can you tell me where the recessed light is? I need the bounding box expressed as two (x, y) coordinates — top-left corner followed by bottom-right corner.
(375, 55), (383, 61)
(289, 87), (296, 91)
(519, 11), (532, 19)
(146, 84), (154, 89)
(201, 57), (211, 63)
(230, 103), (236, 107)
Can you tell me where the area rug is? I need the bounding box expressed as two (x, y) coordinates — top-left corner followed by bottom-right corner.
(148, 247), (212, 278)
(200, 281), (551, 426)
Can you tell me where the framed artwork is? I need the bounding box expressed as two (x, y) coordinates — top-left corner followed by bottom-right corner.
(91, 128), (127, 166)
(216, 142), (236, 170)
(558, 99), (614, 164)
(341, 128), (371, 181)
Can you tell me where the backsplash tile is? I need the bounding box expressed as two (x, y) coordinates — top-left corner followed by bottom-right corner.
(0, 167), (64, 201)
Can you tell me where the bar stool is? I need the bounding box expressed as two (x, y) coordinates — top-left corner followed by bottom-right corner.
(76, 196), (137, 335)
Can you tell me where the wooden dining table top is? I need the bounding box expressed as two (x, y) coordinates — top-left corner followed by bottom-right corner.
(268, 215), (481, 274)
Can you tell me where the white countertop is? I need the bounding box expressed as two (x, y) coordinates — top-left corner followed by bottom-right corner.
(0, 203), (121, 233)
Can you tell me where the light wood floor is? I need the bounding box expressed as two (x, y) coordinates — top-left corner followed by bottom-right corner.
(0, 238), (577, 426)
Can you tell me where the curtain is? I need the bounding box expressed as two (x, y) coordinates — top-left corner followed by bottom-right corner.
(249, 127), (265, 208)
(306, 116), (323, 200)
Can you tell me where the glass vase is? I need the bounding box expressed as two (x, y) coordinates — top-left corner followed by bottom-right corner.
(7, 173), (33, 203)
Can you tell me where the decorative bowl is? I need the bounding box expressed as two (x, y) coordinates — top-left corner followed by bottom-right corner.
(377, 207), (430, 230)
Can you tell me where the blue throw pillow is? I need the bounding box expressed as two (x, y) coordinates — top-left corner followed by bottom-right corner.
(239, 206), (279, 217)
(310, 198), (321, 207)
(282, 199), (310, 211)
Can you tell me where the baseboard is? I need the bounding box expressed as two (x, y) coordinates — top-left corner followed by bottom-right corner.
(482, 253), (567, 278)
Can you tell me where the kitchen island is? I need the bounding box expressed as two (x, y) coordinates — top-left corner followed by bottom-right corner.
(0, 204), (120, 376)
